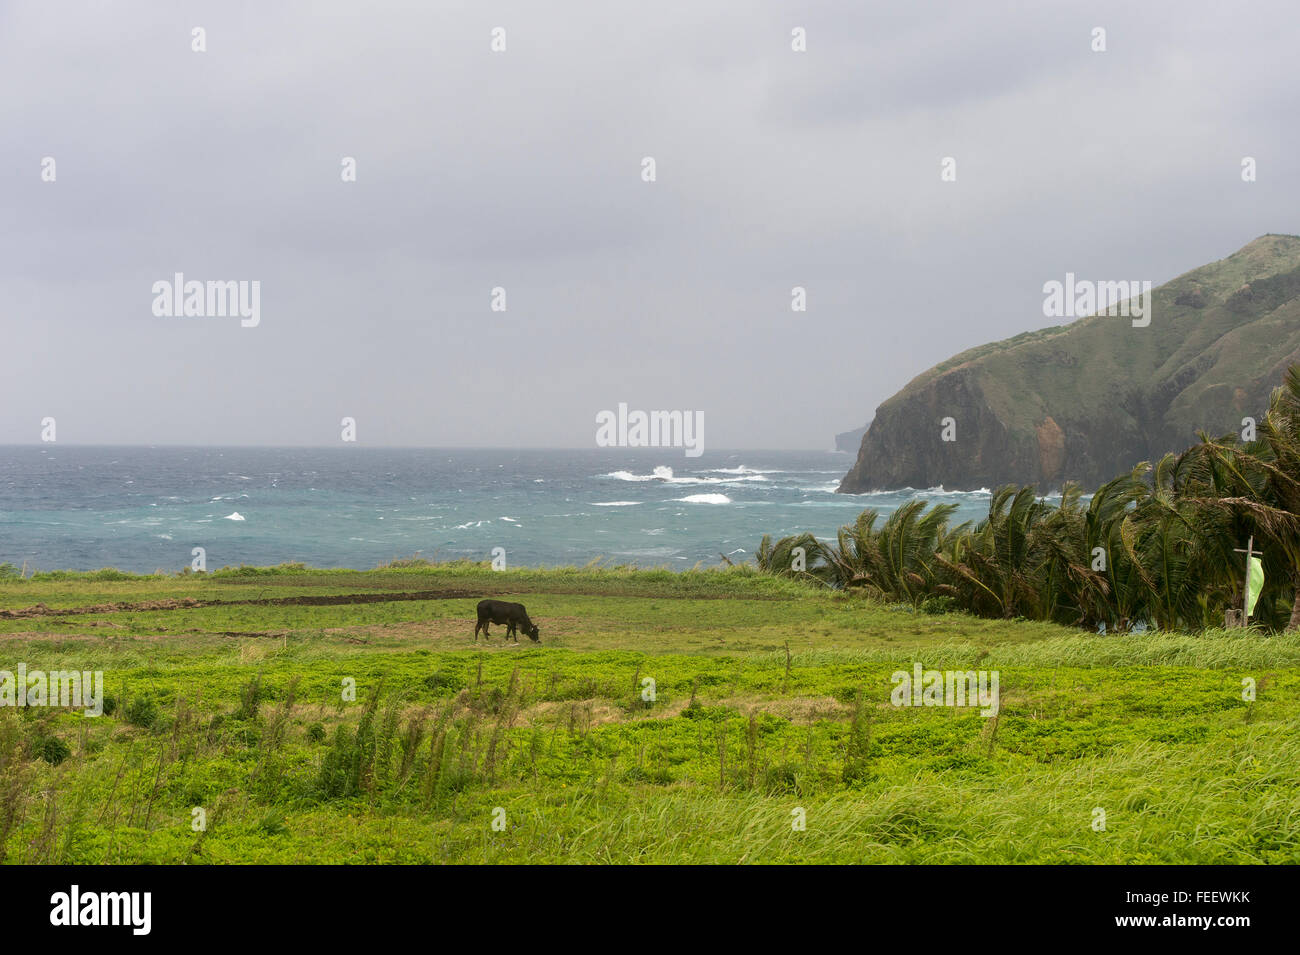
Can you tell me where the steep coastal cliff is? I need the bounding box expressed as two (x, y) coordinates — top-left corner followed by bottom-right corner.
(839, 235), (1300, 492)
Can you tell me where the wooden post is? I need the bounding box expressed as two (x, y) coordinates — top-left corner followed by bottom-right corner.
(1232, 535), (1262, 626)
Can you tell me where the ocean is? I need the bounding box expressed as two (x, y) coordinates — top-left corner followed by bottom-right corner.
(0, 446), (995, 574)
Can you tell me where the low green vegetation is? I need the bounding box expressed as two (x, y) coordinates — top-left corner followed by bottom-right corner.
(0, 566), (1295, 863)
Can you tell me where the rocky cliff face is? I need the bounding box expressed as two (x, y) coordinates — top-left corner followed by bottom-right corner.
(839, 235), (1300, 493)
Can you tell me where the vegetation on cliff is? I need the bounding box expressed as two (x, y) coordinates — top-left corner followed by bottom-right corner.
(839, 234), (1300, 492)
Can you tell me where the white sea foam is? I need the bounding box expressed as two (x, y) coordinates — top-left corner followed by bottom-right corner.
(223, 512), (245, 521)
(604, 466), (675, 482)
(915, 486), (993, 497)
(614, 546), (685, 558)
(591, 501), (641, 507)
(838, 485), (993, 499)
(674, 493), (731, 504)
(604, 466), (765, 486)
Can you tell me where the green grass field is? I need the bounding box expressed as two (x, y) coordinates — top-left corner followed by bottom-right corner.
(1, 562), (1296, 864)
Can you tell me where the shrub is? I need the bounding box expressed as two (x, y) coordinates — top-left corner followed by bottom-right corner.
(423, 671), (461, 693)
(234, 675), (263, 722)
(256, 811), (288, 836)
(124, 696), (158, 729)
(31, 734), (70, 765)
(921, 595), (957, 615)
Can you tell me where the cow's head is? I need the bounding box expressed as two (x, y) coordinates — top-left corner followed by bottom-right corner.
(525, 623), (540, 642)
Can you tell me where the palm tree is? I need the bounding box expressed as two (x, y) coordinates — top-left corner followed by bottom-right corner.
(1127, 453), (1220, 630)
(935, 486), (1052, 619)
(872, 500), (959, 603)
(1033, 482), (1110, 626)
(1081, 466), (1149, 631)
(1185, 367), (1300, 629)
(816, 501), (959, 603)
(756, 531), (825, 582)
(816, 508), (883, 590)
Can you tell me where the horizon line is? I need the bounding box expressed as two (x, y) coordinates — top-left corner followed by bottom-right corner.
(0, 442), (849, 453)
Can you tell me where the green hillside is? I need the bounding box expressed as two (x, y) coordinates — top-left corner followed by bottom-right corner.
(841, 234), (1300, 491)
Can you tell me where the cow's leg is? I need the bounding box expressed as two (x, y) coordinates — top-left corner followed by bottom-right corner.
(474, 620), (482, 641)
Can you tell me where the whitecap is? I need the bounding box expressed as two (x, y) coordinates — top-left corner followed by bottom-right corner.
(604, 466), (764, 486)
(604, 465), (677, 482)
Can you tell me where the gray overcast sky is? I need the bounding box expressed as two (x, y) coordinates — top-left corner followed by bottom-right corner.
(2, 0), (1296, 449)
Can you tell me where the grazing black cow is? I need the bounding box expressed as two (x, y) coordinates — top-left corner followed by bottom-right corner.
(474, 599), (540, 643)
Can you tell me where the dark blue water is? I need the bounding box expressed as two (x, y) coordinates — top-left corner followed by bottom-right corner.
(0, 447), (994, 573)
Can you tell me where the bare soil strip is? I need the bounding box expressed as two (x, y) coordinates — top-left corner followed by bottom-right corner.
(0, 589), (483, 619)
(0, 587), (787, 619)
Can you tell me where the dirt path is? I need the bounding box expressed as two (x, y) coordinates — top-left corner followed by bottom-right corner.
(0, 586), (787, 620)
(0, 589), (485, 619)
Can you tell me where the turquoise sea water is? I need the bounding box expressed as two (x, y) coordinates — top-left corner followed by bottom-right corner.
(0, 447), (996, 573)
